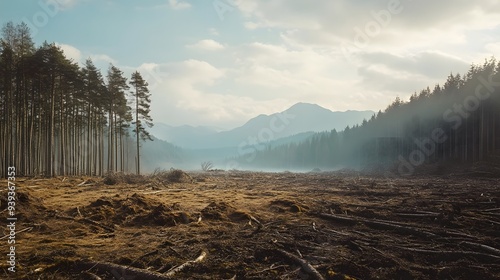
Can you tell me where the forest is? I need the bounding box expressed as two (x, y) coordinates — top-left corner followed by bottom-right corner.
(0, 22), (153, 177)
(240, 58), (500, 173)
(2, 20), (500, 178)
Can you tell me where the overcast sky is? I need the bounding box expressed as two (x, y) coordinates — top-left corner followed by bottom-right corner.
(1, 0), (499, 129)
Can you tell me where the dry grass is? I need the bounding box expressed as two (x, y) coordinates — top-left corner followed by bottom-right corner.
(2, 172), (499, 279)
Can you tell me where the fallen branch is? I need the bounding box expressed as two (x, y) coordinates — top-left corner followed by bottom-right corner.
(316, 213), (438, 239)
(0, 227), (33, 240)
(74, 261), (170, 280)
(77, 180), (88, 186)
(393, 246), (500, 261)
(247, 264), (288, 276)
(274, 249), (325, 280)
(143, 189), (188, 194)
(77, 207), (83, 218)
(249, 214), (262, 227)
(164, 250), (207, 277)
(395, 213), (439, 218)
(129, 249), (159, 267)
(56, 214), (115, 232)
(460, 241), (500, 257)
(82, 271), (102, 280)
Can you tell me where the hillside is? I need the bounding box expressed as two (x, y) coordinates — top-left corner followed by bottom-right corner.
(236, 58), (500, 173)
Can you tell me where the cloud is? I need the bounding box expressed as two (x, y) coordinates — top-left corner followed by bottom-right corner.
(358, 51), (470, 79)
(56, 43), (82, 62)
(233, 0), (500, 50)
(187, 39), (225, 51)
(227, 41), (387, 111)
(354, 50), (472, 96)
(90, 54), (117, 64)
(54, 43), (118, 70)
(145, 59), (272, 128)
(168, 0), (191, 10)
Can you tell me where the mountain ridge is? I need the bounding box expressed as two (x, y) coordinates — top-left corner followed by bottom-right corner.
(150, 103), (375, 149)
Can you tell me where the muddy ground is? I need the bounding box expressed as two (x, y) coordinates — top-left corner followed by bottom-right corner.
(0, 170), (499, 279)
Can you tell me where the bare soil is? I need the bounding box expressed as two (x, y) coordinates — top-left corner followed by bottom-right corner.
(1, 171), (499, 279)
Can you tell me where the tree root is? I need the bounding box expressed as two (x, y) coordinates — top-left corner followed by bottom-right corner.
(274, 249), (325, 280)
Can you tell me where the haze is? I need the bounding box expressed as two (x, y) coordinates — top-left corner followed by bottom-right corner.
(2, 0), (499, 129)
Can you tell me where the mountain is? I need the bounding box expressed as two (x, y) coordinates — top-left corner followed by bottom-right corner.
(152, 103), (375, 149)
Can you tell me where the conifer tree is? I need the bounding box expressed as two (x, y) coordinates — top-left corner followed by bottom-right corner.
(106, 64), (129, 172)
(129, 71), (153, 175)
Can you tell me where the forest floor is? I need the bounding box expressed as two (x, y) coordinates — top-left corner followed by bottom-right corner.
(1, 168), (499, 280)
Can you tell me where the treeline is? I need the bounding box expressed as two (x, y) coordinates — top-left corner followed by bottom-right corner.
(238, 58), (500, 173)
(0, 22), (153, 177)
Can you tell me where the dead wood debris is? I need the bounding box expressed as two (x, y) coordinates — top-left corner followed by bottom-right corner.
(393, 246), (500, 261)
(247, 264), (288, 276)
(164, 250), (207, 277)
(460, 241), (500, 257)
(274, 248), (325, 280)
(55, 214), (115, 232)
(316, 212), (438, 238)
(74, 261), (171, 280)
(0, 227), (33, 240)
(82, 271), (102, 280)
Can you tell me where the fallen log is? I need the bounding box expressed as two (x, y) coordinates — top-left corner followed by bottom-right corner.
(164, 250), (207, 277)
(274, 249), (325, 280)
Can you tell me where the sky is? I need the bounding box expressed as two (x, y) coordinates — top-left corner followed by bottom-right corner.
(1, 0), (499, 130)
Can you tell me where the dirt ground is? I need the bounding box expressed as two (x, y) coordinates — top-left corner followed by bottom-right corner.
(1, 170), (499, 280)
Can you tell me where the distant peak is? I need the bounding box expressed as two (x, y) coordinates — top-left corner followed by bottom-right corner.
(285, 102), (331, 113)
(289, 102), (321, 108)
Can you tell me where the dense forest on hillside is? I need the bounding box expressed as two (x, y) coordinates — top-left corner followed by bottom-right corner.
(239, 58), (500, 173)
(0, 22), (153, 177)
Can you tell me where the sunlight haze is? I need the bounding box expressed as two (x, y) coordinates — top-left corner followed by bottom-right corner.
(1, 0), (498, 129)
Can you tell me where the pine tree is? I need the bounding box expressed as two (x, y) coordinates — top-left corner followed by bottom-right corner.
(106, 64), (129, 172)
(129, 71), (153, 175)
